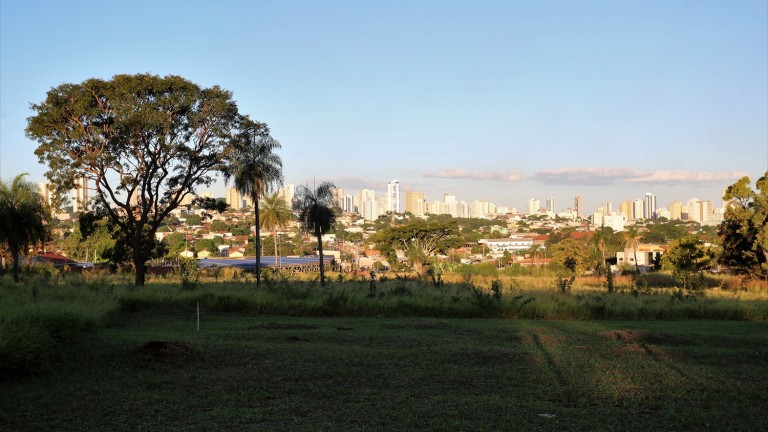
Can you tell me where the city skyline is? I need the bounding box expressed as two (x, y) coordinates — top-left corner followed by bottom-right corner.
(1, 1), (766, 215)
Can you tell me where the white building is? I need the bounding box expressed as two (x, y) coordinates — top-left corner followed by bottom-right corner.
(527, 198), (541, 215)
(478, 236), (534, 255)
(603, 214), (627, 232)
(387, 179), (400, 213)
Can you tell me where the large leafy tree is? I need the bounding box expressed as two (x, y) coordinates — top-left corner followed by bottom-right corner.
(548, 237), (589, 275)
(26, 74), (249, 285)
(295, 182), (336, 288)
(370, 219), (461, 275)
(662, 235), (715, 289)
(260, 192), (292, 268)
(0, 173), (51, 282)
(222, 119), (283, 285)
(719, 172), (768, 281)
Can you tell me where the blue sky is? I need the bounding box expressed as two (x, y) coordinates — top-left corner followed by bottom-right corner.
(1, 0), (766, 213)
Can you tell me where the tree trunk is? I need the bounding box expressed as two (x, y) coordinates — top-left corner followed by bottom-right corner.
(254, 195), (261, 286)
(633, 248), (640, 273)
(763, 249), (768, 284)
(273, 230), (279, 268)
(317, 231), (326, 288)
(134, 250), (147, 286)
(11, 248), (20, 283)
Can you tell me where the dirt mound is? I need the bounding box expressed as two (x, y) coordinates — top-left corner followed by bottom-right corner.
(383, 321), (450, 330)
(600, 329), (650, 343)
(599, 330), (690, 346)
(250, 323), (318, 330)
(130, 341), (196, 360)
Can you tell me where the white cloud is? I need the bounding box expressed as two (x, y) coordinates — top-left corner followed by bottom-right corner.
(623, 170), (749, 184)
(531, 167), (642, 185)
(324, 176), (387, 191)
(422, 168), (524, 182)
(531, 167), (749, 186)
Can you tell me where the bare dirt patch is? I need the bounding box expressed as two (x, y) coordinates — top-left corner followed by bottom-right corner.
(250, 323), (318, 330)
(129, 341), (197, 361)
(383, 321), (450, 330)
(599, 329), (690, 346)
(600, 329), (651, 343)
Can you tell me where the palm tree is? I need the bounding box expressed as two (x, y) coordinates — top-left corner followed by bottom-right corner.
(223, 118), (283, 285)
(0, 173), (50, 282)
(528, 244), (542, 267)
(260, 192), (292, 268)
(623, 226), (643, 273)
(589, 228), (609, 275)
(295, 181), (337, 288)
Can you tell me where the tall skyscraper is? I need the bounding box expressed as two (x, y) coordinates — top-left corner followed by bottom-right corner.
(72, 176), (90, 213)
(387, 179), (400, 213)
(546, 197), (556, 213)
(226, 187), (243, 210)
(362, 198), (379, 221)
(619, 200), (633, 220)
(405, 191), (426, 216)
(527, 198), (540, 215)
(358, 189), (376, 209)
(333, 187), (345, 208)
(668, 201), (683, 220)
(633, 199), (644, 220)
(278, 183), (295, 208)
(38, 182), (53, 207)
(643, 192), (657, 219)
(574, 196), (583, 218)
(341, 195), (355, 213)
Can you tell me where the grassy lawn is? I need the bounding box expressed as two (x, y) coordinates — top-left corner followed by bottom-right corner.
(2, 313), (766, 431)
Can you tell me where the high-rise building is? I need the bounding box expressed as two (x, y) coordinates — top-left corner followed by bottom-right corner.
(686, 198), (703, 222)
(341, 195), (355, 213)
(668, 201), (683, 220)
(333, 188), (345, 208)
(527, 198), (540, 215)
(72, 176), (90, 213)
(226, 187), (243, 210)
(574, 195), (583, 218)
(632, 199), (644, 220)
(387, 179), (400, 213)
(405, 191), (426, 216)
(546, 197), (556, 213)
(38, 182), (53, 208)
(278, 183), (295, 208)
(618, 200), (633, 220)
(643, 192), (657, 220)
(358, 189), (376, 210)
(362, 198), (379, 221)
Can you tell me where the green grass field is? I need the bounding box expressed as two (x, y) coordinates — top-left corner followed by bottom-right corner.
(2, 312), (767, 431)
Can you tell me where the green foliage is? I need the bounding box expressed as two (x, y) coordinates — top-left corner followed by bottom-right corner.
(367, 271), (377, 298)
(26, 73), (254, 286)
(222, 118), (284, 286)
(194, 239), (217, 254)
(643, 221), (690, 244)
(295, 182), (336, 288)
(209, 220), (228, 232)
(548, 238), (589, 274)
(184, 214), (203, 226)
(662, 235), (715, 290)
(556, 275), (576, 293)
(719, 172), (768, 280)
(178, 258), (200, 291)
(0, 173), (51, 282)
(371, 219), (461, 271)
